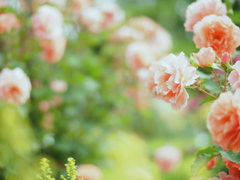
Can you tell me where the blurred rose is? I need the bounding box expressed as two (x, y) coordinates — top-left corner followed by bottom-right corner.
(206, 157), (217, 170)
(233, 55), (240, 64)
(77, 164), (102, 180)
(125, 42), (155, 69)
(50, 95), (63, 107)
(111, 26), (144, 42)
(148, 52), (198, 110)
(228, 61), (240, 90)
(50, 80), (67, 93)
(98, 1), (125, 29)
(41, 36), (67, 63)
(210, 171), (240, 180)
(0, 68), (31, 105)
(193, 47), (216, 67)
(79, 6), (104, 33)
(223, 158), (240, 178)
(193, 15), (240, 57)
(184, 0), (227, 32)
(32, 5), (63, 39)
(154, 145), (182, 172)
(0, 0), (7, 8)
(38, 100), (51, 112)
(0, 12), (19, 33)
(73, 0), (94, 16)
(207, 90), (240, 153)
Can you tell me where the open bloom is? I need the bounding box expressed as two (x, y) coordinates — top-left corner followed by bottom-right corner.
(193, 47), (216, 67)
(0, 68), (31, 105)
(193, 15), (240, 57)
(77, 164), (102, 180)
(32, 5), (63, 39)
(40, 36), (66, 63)
(0, 12), (19, 33)
(148, 52), (198, 110)
(154, 145), (182, 172)
(228, 61), (240, 90)
(223, 158), (240, 179)
(184, 0), (227, 32)
(207, 90), (240, 153)
(210, 172), (240, 180)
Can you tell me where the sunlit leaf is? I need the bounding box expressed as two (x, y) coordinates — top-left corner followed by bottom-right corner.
(214, 146), (240, 164)
(198, 96), (216, 106)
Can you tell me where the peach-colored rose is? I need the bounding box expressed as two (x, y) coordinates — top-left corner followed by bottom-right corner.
(193, 15), (240, 57)
(0, 68), (31, 105)
(0, 12), (19, 33)
(228, 61), (240, 90)
(77, 164), (102, 180)
(207, 90), (240, 153)
(154, 145), (182, 172)
(148, 52), (198, 110)
(206, 157), (217, 170)
(184, 0), (227, 32)
(111, 26), (144, 42)
(98, 1), (125, 29)
(125, 42), (155, 69)
(193, 47), (216, 67)
(210, 172), (239, 180)
(41, 36), (66, 63)
(50, 80), (67, 93)
(223, 158), (240, 179)
(32, 5), (63, 39)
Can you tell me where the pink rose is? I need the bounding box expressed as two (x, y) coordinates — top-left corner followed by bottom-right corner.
(193, 15), (240, 57)
(73, 0), (94, 16)
(221, 52), (231, 64)
(77, 164), (102, 180)
(111, 26), (144, 42)
(210, 172), (240, 180)
(32, 5), (63, 39)
(148, 52), (198, 110)
(184, 0), (227, 32)
(50, 80), (67, 93)
(0, 12), (19, 33)
(41, 36), (67, 63)
(0, 68), (31, 105)
(125, 42), (155, 69)
(193, 47), (216, 67)
(207, 90), (240, 153)
(154, 145), (182, 172)
(228, 61), (240, 90)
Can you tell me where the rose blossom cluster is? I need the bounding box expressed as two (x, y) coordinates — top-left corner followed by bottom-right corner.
(32, 4), (66, 63)
(74, 0), (125, 33)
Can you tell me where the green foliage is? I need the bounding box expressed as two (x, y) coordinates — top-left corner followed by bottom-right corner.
(191, 147), (219, 176)
(215, 146), (240, 164)
(198, 96), (216, 106)
(37, 158), (55, 180)
(61, 158), (79, 180)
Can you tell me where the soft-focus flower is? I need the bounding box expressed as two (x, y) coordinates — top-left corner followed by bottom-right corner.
(0, 12), (19, 33)
(148, 52), (198, 110)
(193, 15), (240, 57)
(233, 55), (240, 64)
(125, 42), (155, 69)
(50, 80), (67, 93)
(41, 36), (67, 63)
(193, 47), (216, 67)
(207, 90), (240, 153)
(98, 1), (125, 29)
(184, 0), (227, 32)
(154, 145), (182, 172)
(32, 5), (63, 39)
(111, 26), (144, 42)
(0, 68), (31, 105)
(210, 171), (240, 180)
(206, 157), (217, 170)
(39, 100), (51, 112)
(73, 0), (94, 16)
(79, 6), (104, 33)
(77, 164), (102, 180)
(223, 158), (240, 179)
(228, 61), (240, 90)
(0, 0), (7, 8)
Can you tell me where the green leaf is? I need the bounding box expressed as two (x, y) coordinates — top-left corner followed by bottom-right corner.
(202, 79), (221, 93)
(225, 0), (236, 15)
(199, 96), (216, 106)
(191, 147), (219, 176)
(211, 63), (222, 71)
(214, 146), (240, 164)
